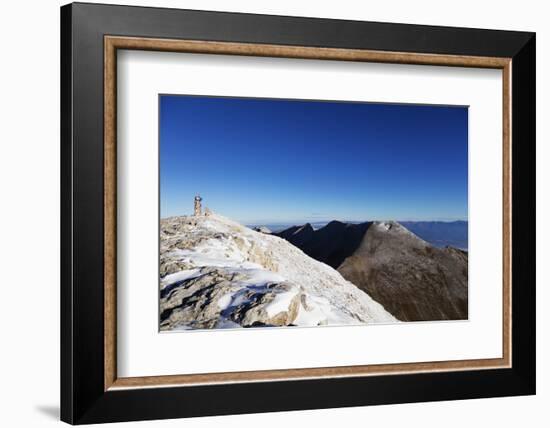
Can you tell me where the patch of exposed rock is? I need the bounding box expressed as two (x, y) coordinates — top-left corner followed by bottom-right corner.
(160, 267), (302, 329)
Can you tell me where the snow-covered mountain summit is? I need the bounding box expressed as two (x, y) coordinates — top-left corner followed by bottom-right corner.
(160, 213), (396, 330)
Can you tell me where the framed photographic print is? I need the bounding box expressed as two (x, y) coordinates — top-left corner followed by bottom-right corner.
(60, 2), (536, 424)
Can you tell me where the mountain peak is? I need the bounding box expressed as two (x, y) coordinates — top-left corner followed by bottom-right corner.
(294, 223), (313, 234)
(275, 218), (468, 322)
(324, 220), (346, 229)
(338, 221), (468, 321)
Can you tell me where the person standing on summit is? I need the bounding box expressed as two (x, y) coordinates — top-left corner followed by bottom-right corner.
(194, 195), (202, 216)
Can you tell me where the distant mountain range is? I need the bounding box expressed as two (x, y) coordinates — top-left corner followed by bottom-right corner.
(400, 221), (468, 250)
(257, 220), (468, 251)
(274, 220), (468, 321)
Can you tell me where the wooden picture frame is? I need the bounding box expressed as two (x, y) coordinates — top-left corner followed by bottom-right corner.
(61, 2), (535, 424)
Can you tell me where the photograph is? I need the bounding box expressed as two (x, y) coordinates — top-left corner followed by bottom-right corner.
(159, 95), (469, 331)
(51, 2), (537, 424)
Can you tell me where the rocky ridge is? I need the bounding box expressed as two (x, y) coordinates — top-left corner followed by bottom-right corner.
(160, 213), (397, 330)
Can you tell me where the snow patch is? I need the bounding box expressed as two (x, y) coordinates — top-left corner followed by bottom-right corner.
(264, 289), (299, 318)
(217, 293), (234, 310)
(161, 268), (201, 289)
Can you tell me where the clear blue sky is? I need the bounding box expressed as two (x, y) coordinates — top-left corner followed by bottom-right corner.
(160, 95), (468, 224)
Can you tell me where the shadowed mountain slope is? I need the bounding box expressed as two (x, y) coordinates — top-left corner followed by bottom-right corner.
(277, 221), (372, 269)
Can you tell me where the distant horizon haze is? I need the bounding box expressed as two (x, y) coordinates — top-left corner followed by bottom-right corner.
(160, 211), (468, 227)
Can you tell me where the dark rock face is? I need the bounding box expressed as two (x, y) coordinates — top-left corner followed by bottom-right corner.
(276, 221), (468, 322)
